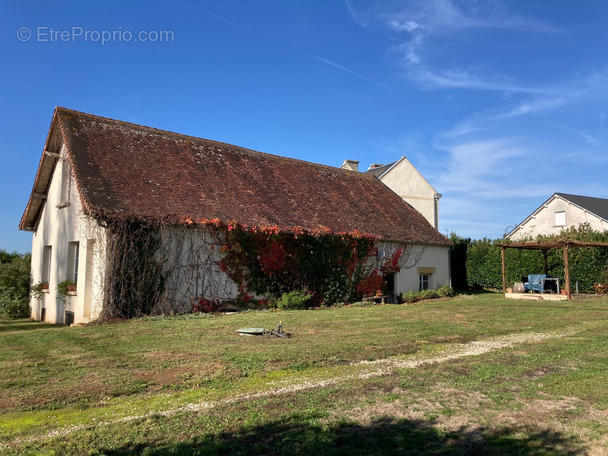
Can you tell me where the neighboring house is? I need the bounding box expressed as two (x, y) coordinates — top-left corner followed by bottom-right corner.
(341, 157), (442, 230)
(20, 107), (452, 324)
(506, 193), (608, 241)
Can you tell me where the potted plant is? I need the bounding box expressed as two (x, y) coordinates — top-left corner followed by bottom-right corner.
(57, 280), (77, 304)
(31, 281), (49, 300)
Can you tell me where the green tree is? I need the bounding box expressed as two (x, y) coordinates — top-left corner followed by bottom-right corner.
(0, 251), (32, 319)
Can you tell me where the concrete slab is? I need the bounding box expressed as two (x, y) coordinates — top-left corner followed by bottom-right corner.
(504, 292), (568, 301)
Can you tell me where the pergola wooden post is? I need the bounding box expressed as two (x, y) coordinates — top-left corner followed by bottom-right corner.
(496, 240), (608, 302)
(501, 245), (506, 294)
(563, 243), (571, 301)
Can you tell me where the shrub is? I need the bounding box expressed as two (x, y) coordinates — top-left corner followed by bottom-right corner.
(0, 290), (30, 319)
(400, 290), (421, 304)
(420, 289), (439, 300)
(276, 290), (312, 310)
(437, 284), (455, 298)
(0, 252), (31, 319)
(400, 286), (454, 304)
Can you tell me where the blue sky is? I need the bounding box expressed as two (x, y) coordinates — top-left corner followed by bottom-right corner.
(1, 0), (607, 253)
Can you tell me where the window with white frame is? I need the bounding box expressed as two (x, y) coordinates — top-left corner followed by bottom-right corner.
(419, 273), (431, 291)
(42, 245), (52, 284)
(554, 211), (566, 227)
(67, 242), (80, 285)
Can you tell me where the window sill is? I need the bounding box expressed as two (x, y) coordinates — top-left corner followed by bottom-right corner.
(56, 202), (71, 209)
(67, 291), (77, 296)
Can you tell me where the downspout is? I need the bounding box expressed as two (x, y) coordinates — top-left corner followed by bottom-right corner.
(434, 193), (442, 231)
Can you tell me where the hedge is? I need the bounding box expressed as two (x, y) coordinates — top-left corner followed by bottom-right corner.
(465, 225), (608, 291)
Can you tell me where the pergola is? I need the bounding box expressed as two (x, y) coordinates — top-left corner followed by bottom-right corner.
(496, 240), (608, 301)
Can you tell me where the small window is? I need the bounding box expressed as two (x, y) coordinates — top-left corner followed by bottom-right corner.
(419, 273), (431, 291)
(554, 211), (566, 227)
(60, 157), (72, 204)
(68, 242), (80, 284)
(42, 245), (52, 284)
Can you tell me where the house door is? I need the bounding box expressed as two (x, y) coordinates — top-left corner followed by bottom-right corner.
(385, 273), (396, 303)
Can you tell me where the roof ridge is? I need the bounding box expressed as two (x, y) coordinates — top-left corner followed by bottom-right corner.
(55, 106), (367, 178)
(557, 192), (608, 201)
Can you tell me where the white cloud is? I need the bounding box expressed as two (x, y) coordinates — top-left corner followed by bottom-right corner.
(556, 124), (601, 147)
(408, 67), (546, 93)
(499, 96), (567, 118)
(347, 0), (558, 33)
(346, 0), (559, 93)
(438, 139), (523, 187)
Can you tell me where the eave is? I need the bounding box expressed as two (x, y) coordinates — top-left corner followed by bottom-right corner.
(18, 108), (64, 231)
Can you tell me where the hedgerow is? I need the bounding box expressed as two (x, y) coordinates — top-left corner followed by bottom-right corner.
(466, 224), (608, 291)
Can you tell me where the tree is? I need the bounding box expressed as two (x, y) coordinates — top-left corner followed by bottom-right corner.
(0, 250), (31, 319)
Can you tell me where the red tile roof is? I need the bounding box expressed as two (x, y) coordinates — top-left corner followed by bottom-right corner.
(20, 107), (451, 246)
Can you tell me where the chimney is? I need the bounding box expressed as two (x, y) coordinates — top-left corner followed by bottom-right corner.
(341, 159), (359, 172)
(368, 163), (383, 170)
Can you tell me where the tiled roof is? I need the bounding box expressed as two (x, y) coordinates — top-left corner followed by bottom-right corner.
(21, 107), (451, 246)
(556, 193), (608, 222)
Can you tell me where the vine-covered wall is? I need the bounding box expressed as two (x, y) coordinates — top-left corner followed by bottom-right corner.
(99, 218), (422, 317)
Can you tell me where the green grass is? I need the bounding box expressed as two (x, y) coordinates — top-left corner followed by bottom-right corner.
(1, 293), (608, 454)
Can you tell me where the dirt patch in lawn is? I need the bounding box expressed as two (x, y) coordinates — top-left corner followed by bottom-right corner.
(143, 351), (202, 362)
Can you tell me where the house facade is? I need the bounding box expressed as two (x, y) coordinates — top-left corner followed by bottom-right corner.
(21, 108), (452, 324)
(341, 157), (442, 230)
(506, 193), (608, 241)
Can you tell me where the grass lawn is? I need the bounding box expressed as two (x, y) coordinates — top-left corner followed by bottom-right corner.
(1, 292), (608, 454)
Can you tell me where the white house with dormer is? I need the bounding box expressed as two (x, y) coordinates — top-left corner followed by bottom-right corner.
(506, 193), (608, 240)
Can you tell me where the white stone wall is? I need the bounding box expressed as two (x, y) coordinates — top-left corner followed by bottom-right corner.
(157, 227), (239, 312)
(29, 144), (107, 324)
(393, 244), (450, 294)
(508, 196), (608, 240)
(379, 158), (440, 230)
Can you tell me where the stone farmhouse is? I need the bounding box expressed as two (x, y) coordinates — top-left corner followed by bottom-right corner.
(20, 107), (451, 324)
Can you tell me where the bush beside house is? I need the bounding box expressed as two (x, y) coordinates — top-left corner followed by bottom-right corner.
(0, 250), (31, 319)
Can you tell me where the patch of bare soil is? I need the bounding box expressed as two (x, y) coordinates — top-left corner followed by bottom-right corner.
(143, 350), (201, 362)
(132, 367), (190, 387)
